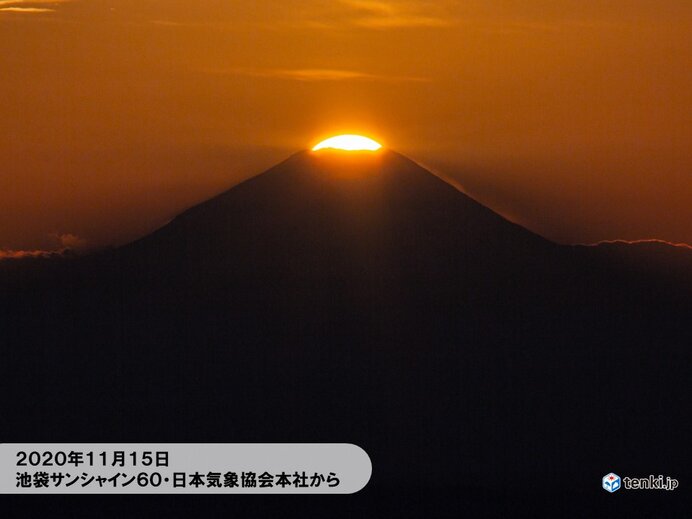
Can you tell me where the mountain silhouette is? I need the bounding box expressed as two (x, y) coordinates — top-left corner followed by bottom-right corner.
(2, 149), (690, 517)
(119, 150), (553, 283)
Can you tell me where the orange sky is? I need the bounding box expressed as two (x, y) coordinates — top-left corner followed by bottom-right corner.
(2, 0), (691, 252)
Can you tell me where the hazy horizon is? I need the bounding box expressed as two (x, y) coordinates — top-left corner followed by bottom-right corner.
(2, 0), (691, 252)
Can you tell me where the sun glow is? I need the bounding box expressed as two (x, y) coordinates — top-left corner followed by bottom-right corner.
(312, 135), (382, 152)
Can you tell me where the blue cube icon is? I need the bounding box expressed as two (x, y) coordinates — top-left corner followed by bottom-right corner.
(602, 473), (621, 492)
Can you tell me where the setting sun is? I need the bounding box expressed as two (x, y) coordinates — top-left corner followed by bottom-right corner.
(312, 135), (382, 152)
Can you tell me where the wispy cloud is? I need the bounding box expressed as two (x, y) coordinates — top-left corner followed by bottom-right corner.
(356, 15), (451, 28)
(0, 0), (71, 14)
(590, 239), (692, 250)
(54, 232), (87, 250)
(0, 233), (88, 261)
(210, 67), (429, 83)
(0, 7), (54, 12)
(0, 0), (69, 5)
(0, 248), (60, 259)
(149, 19), (219, 28)
(340, 0), (453, 28)
(343, 0), (394, 15)
(150, 19), (191, 27)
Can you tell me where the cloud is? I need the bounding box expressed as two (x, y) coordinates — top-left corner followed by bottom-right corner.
(0, 233), (88, 261)
(0, 0), (70, 5)
(0, 0), (70, 13)
(355, 15), (451, 28)
(343, 0), (394, 15)
(270, 0), (454, 31)
(150, 19), (191, 27)
(340, 0), (453, 28)
(211, 67), (429, 83)
(54, 232), (88, 250)
(0, 249), (60, 259)
(0, 7), (54, 12)
(591, 239), (692, 250)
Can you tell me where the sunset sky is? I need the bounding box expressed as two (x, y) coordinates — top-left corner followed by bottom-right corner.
(2, 0), (691, 253)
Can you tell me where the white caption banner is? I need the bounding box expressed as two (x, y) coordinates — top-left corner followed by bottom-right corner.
(0, 443), (372, 494)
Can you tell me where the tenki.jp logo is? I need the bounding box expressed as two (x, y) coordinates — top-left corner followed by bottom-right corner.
(602, 473), (621, 493)
(603, 473), (679, 492)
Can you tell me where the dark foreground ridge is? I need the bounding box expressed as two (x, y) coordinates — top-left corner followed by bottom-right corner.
(2, 150), (690, 517)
